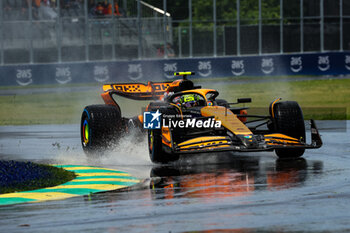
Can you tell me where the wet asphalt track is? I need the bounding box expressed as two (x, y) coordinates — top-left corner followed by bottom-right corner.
(0, 121), (350, 232)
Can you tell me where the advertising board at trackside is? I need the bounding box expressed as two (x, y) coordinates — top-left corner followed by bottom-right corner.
(1, 52), (349, 86)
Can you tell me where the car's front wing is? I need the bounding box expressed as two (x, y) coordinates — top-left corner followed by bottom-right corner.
(171, 120), (322, 154)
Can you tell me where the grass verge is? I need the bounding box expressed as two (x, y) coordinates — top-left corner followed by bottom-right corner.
(195, 77), (350, 120)
(0, 160), (76, 194)
(0, 77), (349, 125)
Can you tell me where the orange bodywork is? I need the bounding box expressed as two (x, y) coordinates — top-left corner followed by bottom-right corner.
(238, 109), (248, 123)
(137, 115), (143, 124)
(270, 98), (282, 118)
(101, 79), (306, 152)
(177, 136), (230, 151)
(264, 133), (302, 145)
(101, 92), (117, 106)
(178, 89), (217, 101)
(201, 106), (252, 136)
(165, 79), (182, 93)
(103, 82), (171, 94)
(161, 127), (172, 148)
(102, 81), (174, 101)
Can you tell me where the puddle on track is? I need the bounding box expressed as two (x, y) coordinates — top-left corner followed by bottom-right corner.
(0, 121), (349, 232)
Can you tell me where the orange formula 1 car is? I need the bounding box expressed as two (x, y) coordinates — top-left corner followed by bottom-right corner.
(80, 72), (322, 163)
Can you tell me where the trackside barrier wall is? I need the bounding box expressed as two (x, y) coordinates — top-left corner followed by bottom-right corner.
(1, 52), (350, 86)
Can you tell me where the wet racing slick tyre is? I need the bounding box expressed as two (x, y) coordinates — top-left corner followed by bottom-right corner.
(81, 104), (122, 156)
(148, 129), (179, 164)
(271, 101), (306, 159)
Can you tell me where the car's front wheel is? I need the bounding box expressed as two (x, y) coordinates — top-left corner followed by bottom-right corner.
(148, 129), (179, 164)
(270, 101), (306, 158)
(81, 104), (122, 156)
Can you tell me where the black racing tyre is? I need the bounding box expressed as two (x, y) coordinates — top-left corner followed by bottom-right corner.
(148, 129), (179, 164)
(81, 104), (122, 156)
(271, 101), (306, 158)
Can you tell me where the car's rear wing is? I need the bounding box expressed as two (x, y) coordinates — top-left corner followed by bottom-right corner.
(101, 72), (198, 101)
(102, 82), (173, 100)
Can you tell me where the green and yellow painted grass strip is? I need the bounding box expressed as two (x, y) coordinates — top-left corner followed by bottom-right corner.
(0, 165), (140, 206)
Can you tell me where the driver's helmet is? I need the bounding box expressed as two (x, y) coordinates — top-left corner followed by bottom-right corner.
(180, 94), (200, 108)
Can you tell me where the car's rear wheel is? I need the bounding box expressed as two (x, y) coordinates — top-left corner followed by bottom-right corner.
(270, 101), (306, 158)
(148, 129), (179, 164)
(81, 104), (122, 156)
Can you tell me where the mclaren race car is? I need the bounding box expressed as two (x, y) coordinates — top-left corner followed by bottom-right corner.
(80, 72), (322, 163)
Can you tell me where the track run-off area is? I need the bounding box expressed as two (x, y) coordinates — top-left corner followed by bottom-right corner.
(0, 121), (349, 232)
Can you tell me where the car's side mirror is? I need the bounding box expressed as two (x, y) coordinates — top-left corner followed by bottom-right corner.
(237, 98), (252, 103)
